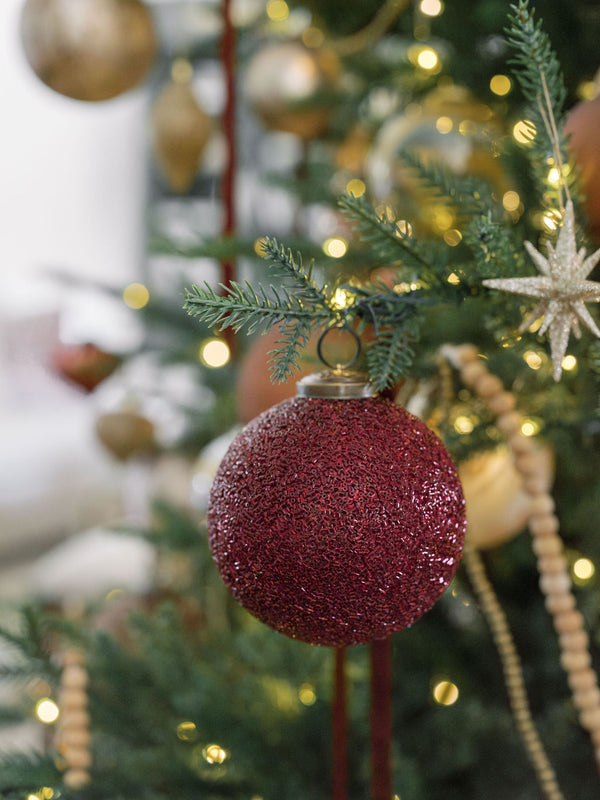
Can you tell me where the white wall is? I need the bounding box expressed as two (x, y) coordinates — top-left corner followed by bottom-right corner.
(0, 0), (150, 301)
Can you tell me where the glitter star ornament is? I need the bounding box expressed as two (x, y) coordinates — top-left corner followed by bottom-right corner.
(207, 370), (466, 647)
(483, 201), (600, 381)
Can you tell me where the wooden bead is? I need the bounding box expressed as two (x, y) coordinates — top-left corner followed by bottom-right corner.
(59, 710), (90, 730)
(60, 689), (88, 710)
(561, 649), (591, 672)
(540, 572), (571, 596)
(559, 629), (589, 652)
(554, 610), (584, 634)
(460, 360), (487, 386)
(474, 373), (504, 398)
(62, 666), (88, 690)
(529, 515), (560, 539)
(58, 728), (91, 748)
(509, 433), (535, 455)
(522, 474), (551, 495)
(63, 747), (93, 770)
(486, 391), (516, 415)
(537, 554), (568, 575)
(514, 452), (543, 476)
(573, 687), (600, 710)
(62, 650), (86, 667)
(545, 592), (575, 614)
(532, 534), (562, 557)
(580, 706), (600, 732)
(496, 411), (522, 435)
(456, 344), (480, 363)
(63, 769), (91, 790)
(568, 668), (598, 693)
(529, 494), (556, 515)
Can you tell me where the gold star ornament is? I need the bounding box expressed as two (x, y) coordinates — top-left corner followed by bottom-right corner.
(483, 201), (600, 381)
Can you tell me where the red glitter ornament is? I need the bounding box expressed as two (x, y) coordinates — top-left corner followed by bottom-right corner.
(208, 373), (466, 646)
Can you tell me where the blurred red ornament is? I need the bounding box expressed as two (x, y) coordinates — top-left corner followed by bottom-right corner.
(565, 96), (600, 243)
(52, 342), (120, 392)
(208, 373), (466, 646)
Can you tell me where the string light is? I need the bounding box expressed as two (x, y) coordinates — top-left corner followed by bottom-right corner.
(298, 683), (317, 705)
(432, 679), (459, 706)
(561, 355), (577, 372)
(433, 207), (454, 231)
(443, 229), (462, 247)
(489, 74), (512, 96)
(520, 418), (541, 437)
(435, 115), (453, 134)
(330, 288), (353, 310)
(346, 178), (366, 197)
(36, 698), (59, 724)
(177, 721), (198, 741)
(542, 210), (561, 232)
(395, 220), (413, 237)
(512, 119), (536, 145)
(323, 237), (348, 258)
(123, 282), (150, 309)
(266, 0), (289, 22)
(572, 557), (595, 584)
(199, 338), (231, 368)
(202, 744), (228, 764)
(577, 80), (597, 101)
(502, 191), (521, 212)
(254, 236), (268, 256)
(419, 0), (443, 16)
(523, 350), (543, 370)
(416, 47), (441, 72)
(447, 272), (460, 285)
(453, 415), (474, 434)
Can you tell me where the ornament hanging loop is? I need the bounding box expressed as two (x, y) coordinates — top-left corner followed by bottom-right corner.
(298, 326), (377, 400)
(316, 324), (362, 372)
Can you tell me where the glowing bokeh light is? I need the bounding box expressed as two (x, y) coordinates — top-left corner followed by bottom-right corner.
(36, 698), (60, 724)
(200, 338), (231, 368)
(123, 283), (150, 310)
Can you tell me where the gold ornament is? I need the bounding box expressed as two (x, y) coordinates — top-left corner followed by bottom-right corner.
(95, 411), (155, 461)
(244, 41), (340, 140)
(460, 446), (554, 550)
(151, 68), (212, 194)
(483, 201), (600, 381)
(21, 0), (158, 102)
(367, 85), (507, 235)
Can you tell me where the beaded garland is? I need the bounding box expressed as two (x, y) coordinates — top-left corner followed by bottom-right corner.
(208, 394), (466, 647)
(443, 343), (600, 775)
(55, 650), (92, 790)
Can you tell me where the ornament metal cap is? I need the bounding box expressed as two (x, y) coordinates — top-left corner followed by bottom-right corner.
(297, 369), (377, 399)
(296, 325), (376, 398)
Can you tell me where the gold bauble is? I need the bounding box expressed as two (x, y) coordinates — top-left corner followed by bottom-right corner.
(151, 78), (212, 194)
(21, 0), (158, 102)
(95, 411), (155, 461)
(459, 447), (554, 550)
(367, 85), (508, 234)
(244, 41), (340, 140)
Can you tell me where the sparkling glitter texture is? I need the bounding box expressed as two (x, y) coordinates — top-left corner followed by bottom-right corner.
(208, 396), (466, 646)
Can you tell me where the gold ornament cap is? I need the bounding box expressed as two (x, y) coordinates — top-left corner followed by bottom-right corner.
(297, 369), (376, 399)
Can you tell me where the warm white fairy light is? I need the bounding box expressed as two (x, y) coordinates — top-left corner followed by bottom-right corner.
(200, 338), (231, 368)
(513, 119), (536, 145)
(453, 415), (474, 434)
(345, 178), (366, 197)
(420, 0), (443, 16)
(298, 683), (317, 705)
(502, 191), (521, 212)
(572, 558), (595, 583)
(266, 0), (289, 22)
(323, 237), (348, 258)
(561, 355), (577, 371)
(432, 679), (459, 706)
(331, 288), (353, 309)
(447, 272), (460, 285)
(203, 744), (228, 764)
(177, 721), (198, 741)
(123, 283), (150, 310)
(436, 115), (453, 134)
(490, 74), (512, 96)
(36, 698), (59, 724)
